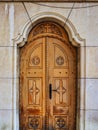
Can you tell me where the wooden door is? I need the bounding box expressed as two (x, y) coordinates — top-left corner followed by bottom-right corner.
(20, 22), (77, 130)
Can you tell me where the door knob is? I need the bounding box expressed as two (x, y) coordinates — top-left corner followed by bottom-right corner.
(49, 84), (57, 99)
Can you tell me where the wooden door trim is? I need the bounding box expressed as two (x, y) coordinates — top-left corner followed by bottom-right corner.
(27, 34), (69, 45)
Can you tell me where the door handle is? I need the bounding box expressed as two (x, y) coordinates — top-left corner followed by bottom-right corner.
(49, 84), (52, 99)
(49, 84), (57, 99)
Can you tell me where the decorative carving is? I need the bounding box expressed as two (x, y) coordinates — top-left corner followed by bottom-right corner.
(49, 23), (63, 37)
(56, 80), (66, 103)
(32, 22), (63, 37)
(20, 21), (77, 130)
(56, 118), (66, 128)
(32, 56), (40, 65)
(56, 56), (64, 65)
(29, 118), (39, 129)
(29, 80), (40, 104)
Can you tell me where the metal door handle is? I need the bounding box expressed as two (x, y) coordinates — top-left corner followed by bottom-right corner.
(49, 84), (52, 99)
(49, 84), (57, 99)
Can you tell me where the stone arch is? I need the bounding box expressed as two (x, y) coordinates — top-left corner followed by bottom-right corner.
(13, 12), (85, 47)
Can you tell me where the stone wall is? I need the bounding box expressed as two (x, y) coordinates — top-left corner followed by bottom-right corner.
(0, 2), (98, 130)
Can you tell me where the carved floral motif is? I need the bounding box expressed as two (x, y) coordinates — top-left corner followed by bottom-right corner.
(32, 56), (40, 65)
(56, 56), (64, 65)
(32, 22), (63, 37)
(29, 118), (39, 129)
(56, 118), (66, 128)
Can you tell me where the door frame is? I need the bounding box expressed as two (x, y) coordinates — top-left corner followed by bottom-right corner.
(13, 12), (86, 130)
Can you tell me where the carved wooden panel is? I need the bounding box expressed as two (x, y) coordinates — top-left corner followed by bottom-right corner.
(28, 22), (69, 43)
(28, 43), (43, 68)
(20, 22), (77, 130)
(20, 38), (44, 130)
(47, 37), (76, 130)
(28, 79), (41, 105)
(54, 79), (68, 105)
(54, 45), (68, 67)
(54, 116), (68, 129)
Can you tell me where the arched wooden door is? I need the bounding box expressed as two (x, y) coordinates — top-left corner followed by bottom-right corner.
(20, 22), (77, 130)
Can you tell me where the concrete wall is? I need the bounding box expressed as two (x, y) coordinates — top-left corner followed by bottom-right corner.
(0, 2), (98, 130)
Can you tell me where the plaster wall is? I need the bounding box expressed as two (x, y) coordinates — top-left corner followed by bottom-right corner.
(0, 2), (98, 130)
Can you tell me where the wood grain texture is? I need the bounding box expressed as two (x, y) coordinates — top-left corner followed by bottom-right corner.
(20, 22), (77, 130)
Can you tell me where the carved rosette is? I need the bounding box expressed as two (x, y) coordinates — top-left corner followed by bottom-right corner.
(56, 56), (64, 65)
(29, 118), (39, 129)
(56, 118), (66, 128)
(32, 56), (40, 65)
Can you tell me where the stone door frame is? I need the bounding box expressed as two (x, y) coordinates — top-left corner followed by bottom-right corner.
(13, 12), (86, 130)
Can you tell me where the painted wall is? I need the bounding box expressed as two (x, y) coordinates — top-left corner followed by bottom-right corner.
(0, 2), (98, 130)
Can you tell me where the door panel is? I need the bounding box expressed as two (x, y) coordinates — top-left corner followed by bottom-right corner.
(20, 22), (77, 130)
(47, 37), (76, 130)
(20, 38), (45, 130)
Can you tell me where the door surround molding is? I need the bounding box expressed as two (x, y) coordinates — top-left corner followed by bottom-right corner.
(13, 12), (86, 130)
(13, 12), (84, 47)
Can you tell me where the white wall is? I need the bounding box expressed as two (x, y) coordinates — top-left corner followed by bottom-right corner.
(0, 2), (98, 130)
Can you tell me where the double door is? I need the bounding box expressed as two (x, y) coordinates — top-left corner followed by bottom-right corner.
(20, 36), (76, 130)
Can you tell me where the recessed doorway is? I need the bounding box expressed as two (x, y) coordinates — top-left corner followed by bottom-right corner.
(19, 21), (77, 130)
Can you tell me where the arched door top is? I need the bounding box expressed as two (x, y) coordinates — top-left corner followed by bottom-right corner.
(27, 22), (69, 43)
(13, 12), (84, 47)
(20, 22), (76, 63)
